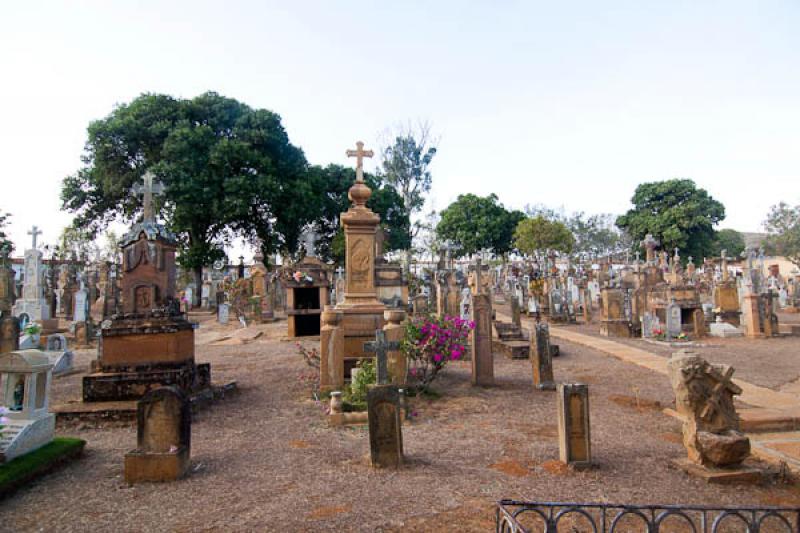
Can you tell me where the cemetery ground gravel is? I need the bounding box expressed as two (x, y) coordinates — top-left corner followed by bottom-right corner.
(2, 318), (800, 531)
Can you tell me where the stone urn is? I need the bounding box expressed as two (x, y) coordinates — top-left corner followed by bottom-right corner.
(329, 391), (343, 414)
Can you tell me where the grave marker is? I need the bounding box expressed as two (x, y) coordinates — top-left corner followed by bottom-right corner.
(530, 323), (554, 390)
(557, 383), (591, 469)
(367, 385), (403, 468)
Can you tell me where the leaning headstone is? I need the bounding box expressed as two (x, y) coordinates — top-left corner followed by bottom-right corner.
(470, 293), (494, 386)
(367, 385), (403, 468)
(124, 386), (191, 483)
(557, 383), (591, 469)
(530, 323), (554, 390)
(667, 351), (758, 482)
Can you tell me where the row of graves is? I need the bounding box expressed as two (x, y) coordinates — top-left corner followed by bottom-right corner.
(0, 172), (235, 491)
(597, 234), (798, 341)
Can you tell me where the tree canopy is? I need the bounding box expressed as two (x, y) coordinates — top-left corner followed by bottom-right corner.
(514, 216), (575, 256)
(0, 210), (11, 253)
(436, 193), (524, 257)
(615, 179), (725, 260)
(525, 204), (620, 254)
(763, 202), (800, 267)
(308, 164), (409, 264)
(61, 92), (310, 290)
(710, 229), (746, 258)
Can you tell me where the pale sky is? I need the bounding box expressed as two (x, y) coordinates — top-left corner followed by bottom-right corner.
(2, 1), (799, 258)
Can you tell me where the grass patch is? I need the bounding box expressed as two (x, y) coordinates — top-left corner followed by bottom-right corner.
(0, 437), (85, 498)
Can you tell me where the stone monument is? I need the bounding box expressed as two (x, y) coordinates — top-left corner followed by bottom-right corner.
(557, 383), (591, 469)
(367, 384), (403, 468)
(12, 226), (51, 321)
(530, 323), (555, 390)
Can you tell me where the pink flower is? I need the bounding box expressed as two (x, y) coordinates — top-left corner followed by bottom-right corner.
(468, 321), (476, 329)
(433, 353), (443, 363)
(0, 416), (8, 424)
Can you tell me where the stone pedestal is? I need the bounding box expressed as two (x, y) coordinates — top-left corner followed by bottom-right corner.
(470, 293), (493, 386)
(383, 310), (407, 386)
(530, 323), (554, 390)
(319, 306), (344, 393)
(367, 384), (403, 468)
(557, 383), (591, 469)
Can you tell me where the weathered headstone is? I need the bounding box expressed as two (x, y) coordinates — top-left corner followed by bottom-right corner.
(364, 329), (399, 386)
(471, 293), (494, 386)
(218, 303), (229, 324)
(530, 323), (554, 390)
(367, 384), (403, 468)
(667, 351), (751, 472)
(319, 306), (344, 392)
(510, 295), (521, 328)
(0, 315), (20, 354)
(557, 383), (591, 469)
(124, 386), (191, 483)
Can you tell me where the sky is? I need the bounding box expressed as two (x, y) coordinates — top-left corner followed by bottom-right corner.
(1, 1), (799, 259)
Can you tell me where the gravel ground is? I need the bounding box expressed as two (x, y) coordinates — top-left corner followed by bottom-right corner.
(560, 310), (800, 391)
(2, 318), (800, 532)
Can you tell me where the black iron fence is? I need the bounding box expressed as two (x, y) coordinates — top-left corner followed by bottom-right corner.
(496, 500), (800, 532)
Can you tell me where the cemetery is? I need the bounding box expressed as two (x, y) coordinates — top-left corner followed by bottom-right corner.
(2, 4), (800, 531)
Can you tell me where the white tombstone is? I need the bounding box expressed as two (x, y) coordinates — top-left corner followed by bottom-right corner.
(73, 287), (88, 322)
(218, 303), (230, 324)
(12, 227), (51, 321)
(184, 287), (194, 309)
(0, 350), (56, 462)
(666, 301), (682, 339)
(43, 334), (74, 376)
(709, 317), (744, 338)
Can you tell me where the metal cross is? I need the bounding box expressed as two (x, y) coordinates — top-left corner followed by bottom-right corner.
(364, 329), (399, 385)
(132, 171), (165, 223)
(27, 225), (42, 250)
(345, 141), (374, 183)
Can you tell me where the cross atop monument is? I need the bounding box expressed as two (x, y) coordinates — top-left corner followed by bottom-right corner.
(133, 171), (165, 223)
(346, 141), (374, 182)
(364, 329), (400, 385)
(28, 225), (42, 250)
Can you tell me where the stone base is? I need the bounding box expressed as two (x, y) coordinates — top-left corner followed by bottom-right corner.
(82, 363), (211, 402)
(671, 458), (763, 484)
(496, 339), (529, 359)
(124, 446), (190, 483)
(600, 320), (633, 338)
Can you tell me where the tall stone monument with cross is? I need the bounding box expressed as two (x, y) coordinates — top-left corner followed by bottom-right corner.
(332, 141), (389, 377)
(83, 172), (213, 403)
(12, 225), (51, 321)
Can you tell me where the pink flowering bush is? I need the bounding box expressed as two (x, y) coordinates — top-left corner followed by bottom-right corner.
(402, 314), (474, 391)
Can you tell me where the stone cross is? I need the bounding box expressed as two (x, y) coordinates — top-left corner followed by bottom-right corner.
(641, 234), (659, 264)
(335, 266), (345, 279)
(28, 226), (42, 250)
(133, 171), (165, 223)
(346, 141), (374, 183)
(364, 329), (399, 385)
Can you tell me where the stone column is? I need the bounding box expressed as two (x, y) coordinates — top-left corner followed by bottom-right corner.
(471, 293), (494, 386)
(557, 383), (591, 469)
(383, 310), (406, 386)
(530, 323), (555, 390)
(340, 180), (381, 307)
(319, 306), (344, 392)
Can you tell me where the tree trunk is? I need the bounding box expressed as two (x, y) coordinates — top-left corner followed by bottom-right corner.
(193, 265), (203, 308)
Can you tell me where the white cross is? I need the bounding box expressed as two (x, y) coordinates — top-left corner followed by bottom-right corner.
(132, 171), (165, 223)
(345, 141), (374, 182)
(28, 225), (42, 250)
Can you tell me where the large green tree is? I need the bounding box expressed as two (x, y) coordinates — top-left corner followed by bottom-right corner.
(61, 92), (310, 302)
(308, 164), (409, 264)
(763, 202), (800, 268)
(380, 123), (437, 276)
(436, 193), (524, 257)
(616, 179), (725, 261)
(524, 204), (620, 254)
(514, 216), (575, 256)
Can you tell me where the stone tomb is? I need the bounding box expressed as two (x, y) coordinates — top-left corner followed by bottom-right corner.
(0, 350), (55, 463)
(83, 174), (211, 402)
(367, 384), (403, 468)
(556, 383), (591, 469)
(124, 386), (191, 483)
(285, 255), (331, 338)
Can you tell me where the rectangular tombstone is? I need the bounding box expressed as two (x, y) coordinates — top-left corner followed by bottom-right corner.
(530, 323), (554, 390)
(557, 383), (591, 469)
(470, 293), (494, 386)
(367, 384), (403, 468)
(666, 302), (682, 338)
(124, 386), (191, 483)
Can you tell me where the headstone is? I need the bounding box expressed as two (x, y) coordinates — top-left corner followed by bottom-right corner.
(44, 334), (74, 376)
(667, 351), (750, 468)
(692, 309), (706, 338)
(470, 293), (493, 386)
(510, 295), (521, 328)
(319, 306), (344, 392)
(12, 226), (51, 321)
(218, 303), (229, 324)
(367, 384), (403, 468)
(124, 386), (191, 483)
(73, 284), (88, 322)
(641, 311), (656, 338)
(364, 329), (400, 386)
(666, 300), (682, 338)
(557, 383), (591, 469)
(530, 323), (554, 390)
(0, 315), (20, 353)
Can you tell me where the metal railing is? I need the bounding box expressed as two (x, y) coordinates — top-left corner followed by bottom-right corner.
(496, 500), (800, 532)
